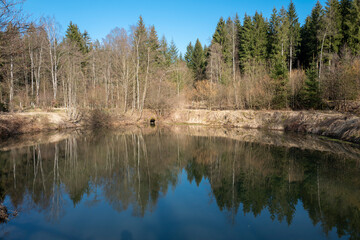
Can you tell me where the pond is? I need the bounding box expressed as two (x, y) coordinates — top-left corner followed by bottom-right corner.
(0, 126), (359, 240)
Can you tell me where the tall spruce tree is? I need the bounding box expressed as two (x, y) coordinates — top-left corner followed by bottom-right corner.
(159, 35), (171, 67)
(168, 39), (178, 64)
(147, 25), (160, 66)
(319, 0), (342, 81)
(323, 0), (342, 55)
(300, 1), (324, 68)
(268, 8), (281, 61)
(287, 0), (301, 76)
(212, 17), (231, 65)
(339, 0), (354, 46)
(252, 12), (268, 63)
(192, 39), (206, 81)
(65, 21), (89, 54)
(185, 42), (194, 68)
(301, 61), (322, 109)
(349, 0), (360, 54)
(239, 14), (254, 73)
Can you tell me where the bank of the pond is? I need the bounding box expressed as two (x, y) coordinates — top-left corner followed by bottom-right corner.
(0, 110), (147, 139)
(165, 109), (360, 144)
(1, 109), (360, 144)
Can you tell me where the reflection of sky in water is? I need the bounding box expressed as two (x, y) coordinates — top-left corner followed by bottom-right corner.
(0, 129), (357, 240)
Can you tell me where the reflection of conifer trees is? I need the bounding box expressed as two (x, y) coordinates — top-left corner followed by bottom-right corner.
(0, 130), (359, 238)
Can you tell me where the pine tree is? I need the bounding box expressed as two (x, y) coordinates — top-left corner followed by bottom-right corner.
(319, 0), (342, 81)
(271, 56), (288, 109)
(300, 1), (324, 68)
(252, 11), (268, 63)
(184, 42), (194, 68)
(192, 39), (206, 81)
(168, 39), (178, 64)
(301, 62), (322, 109)
(213, 18), (227, 45)
(147, 25), (160, 66)
(269, 7), (290, 109)
(268, 8), (281, 60)
(339, 0), (353, 45)
(65, 21), (89, 54)
(212, 17), (231, 65)
(287, 0), (301, 76)
(159, 35), (170, 66)
(133, 16), (148, 65)
(239, 14), (254, 73)
(349, 0), (360, 54)
(323, 0), (342, 55)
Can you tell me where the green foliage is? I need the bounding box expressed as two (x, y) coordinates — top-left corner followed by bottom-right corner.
(239, 14), (254, 73)
(300, 2), (324, 68)
(287, 0), (301, 63)
(340, 0), (354, 45)
(238, 12), (268, 74)
(252, 12), (268, 62)
(191, 39), (206, 81)
(184, 42), (194, 68)
(168, 39), (178, 64)
(212, 17), (231, 65)
(323, 0), (342, 54)
(65, 21), (90, 54)
(268, 7), (289, 65)
(147, 25), (160, 58)
(133, 16), (148, 66)
(300, 62), (322, 109)
(348, 0), (360, 54)
(158, 36), (170, 66)
(271, 57), (288, 109)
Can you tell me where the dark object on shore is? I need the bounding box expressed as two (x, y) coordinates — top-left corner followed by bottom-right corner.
(150, 118), (156, 126)
(0, 205), (9, 223)
(0, 102), (8, 112)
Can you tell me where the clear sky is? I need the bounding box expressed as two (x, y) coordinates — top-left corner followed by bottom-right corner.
(23, 0), (326, 54)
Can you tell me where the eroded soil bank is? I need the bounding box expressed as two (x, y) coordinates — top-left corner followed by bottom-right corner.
(165, 109), (360, 144)
(1, 109), (360, 144)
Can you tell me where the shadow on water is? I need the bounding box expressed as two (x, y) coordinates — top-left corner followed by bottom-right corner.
(0, 125), (359, 239)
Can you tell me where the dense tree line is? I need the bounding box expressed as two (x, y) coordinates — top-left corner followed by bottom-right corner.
(1, 0), (360, 113)
(0, 1), (191, 113)
(185, 0), (360, 110)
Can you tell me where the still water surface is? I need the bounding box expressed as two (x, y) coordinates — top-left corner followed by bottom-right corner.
(0, 127), (359, 240)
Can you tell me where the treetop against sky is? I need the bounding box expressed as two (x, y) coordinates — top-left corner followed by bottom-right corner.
(23, 0), (325, 54)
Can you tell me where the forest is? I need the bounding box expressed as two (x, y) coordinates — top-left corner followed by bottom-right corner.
(0, 0), (360, 114)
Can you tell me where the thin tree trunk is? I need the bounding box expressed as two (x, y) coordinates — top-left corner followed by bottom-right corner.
(232, 21), (238, 109)
(36, 44), (43, 106)
(9, 55), (14, 111)
(319, 31), (327, 89)
(140, 48), (150, 118)
(289, 39), (293, 78)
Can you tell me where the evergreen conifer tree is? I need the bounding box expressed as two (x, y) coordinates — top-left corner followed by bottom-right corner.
(192, 39), (206, 81)
(239, 14), (254, 73)
(287, 0), (301, 75)
(185, 42), (194, 68)
(301, 62), (322, 109)
(168, 39), (178, 64)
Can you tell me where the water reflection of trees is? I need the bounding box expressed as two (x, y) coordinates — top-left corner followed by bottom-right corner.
(0, 130), (359, 239)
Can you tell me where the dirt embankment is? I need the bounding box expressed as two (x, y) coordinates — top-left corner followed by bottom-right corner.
(0, 111), (82, 139)
(164, 109), (360, 144)
(1, 109), (360, 144)
(0, 109), (153, 139)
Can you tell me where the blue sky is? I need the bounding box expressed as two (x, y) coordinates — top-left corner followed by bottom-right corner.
(23, 0), (326, 54)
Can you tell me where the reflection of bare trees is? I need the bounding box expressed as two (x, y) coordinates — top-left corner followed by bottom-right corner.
(48, 143), (65, 222)
(0, 129), (359, 238)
